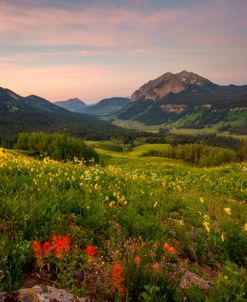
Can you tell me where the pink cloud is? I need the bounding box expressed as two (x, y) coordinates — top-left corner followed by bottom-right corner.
(135, 49), (153, 56)
(0, 1), (245, 48)
(0, 0), (246, 101)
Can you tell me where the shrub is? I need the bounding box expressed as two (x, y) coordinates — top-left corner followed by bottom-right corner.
(15, 132), (99, 163)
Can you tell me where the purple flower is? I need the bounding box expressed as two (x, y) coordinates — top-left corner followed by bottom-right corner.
(77, 271), (84, 282)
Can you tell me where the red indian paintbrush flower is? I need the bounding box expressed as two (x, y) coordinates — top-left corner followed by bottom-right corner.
(32, 241), (43, 258)
(84, 245), (97, 257)
(42, 241), (52, 257)
(110, 263), (125, 296)
(50, 235), (72, 258)
(163, 242), (175, 254)
(32, 236), (73, 260)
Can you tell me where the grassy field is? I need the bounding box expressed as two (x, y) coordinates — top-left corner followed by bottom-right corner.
(0, 145), (246, 301)
(112, 118), (247, 139)
(112, 119), (162, 133)
(86, 142), (171, 159)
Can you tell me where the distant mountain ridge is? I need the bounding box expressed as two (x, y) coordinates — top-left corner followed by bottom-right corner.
(0, 88), (67, 114)
(1, 69), (247, 143)
(56, 97), (129, 116)
(55, 98), (88, 113)
(0, 87), (123, 147)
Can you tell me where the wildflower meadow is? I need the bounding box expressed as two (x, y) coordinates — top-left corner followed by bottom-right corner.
(0, 145), (246, 301)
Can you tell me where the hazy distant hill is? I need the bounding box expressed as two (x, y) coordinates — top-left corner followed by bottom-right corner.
(117, 71), (247, 133)
(55, 97), (129, 116)
(85, 97), (129, 116)
(55, 98), (88, 113)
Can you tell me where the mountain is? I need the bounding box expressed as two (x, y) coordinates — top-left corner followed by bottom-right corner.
(85, 97), (129, 116)
(0, 88), (124, 147)
(131, 70), (216, 102)
(117, 71), (247, 133)
(0, 88), (67, 114)
(55, 98), (88, 113)
(55, 97), (129, 116)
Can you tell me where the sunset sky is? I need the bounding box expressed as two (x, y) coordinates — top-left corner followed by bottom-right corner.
(0, 0), (246, 103)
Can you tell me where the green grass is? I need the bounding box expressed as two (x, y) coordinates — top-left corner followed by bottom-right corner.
(0, 146), (246, 300)
(85, 142), (171, 158)
(112, 119), (163, 132)
(112, 117), (247, 139)
(92, 143), (188, 168)
(224, 111), (247, 126)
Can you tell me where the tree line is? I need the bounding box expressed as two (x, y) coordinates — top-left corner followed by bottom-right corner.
(15, 132), (99, 163)
(142, 143), (246, 167)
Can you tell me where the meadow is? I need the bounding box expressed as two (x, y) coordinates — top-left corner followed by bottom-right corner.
(0, 145), (246, 301)
(112, 118), (247, 139)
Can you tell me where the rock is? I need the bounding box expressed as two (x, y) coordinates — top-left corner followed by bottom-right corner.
(179, 271), (213, 291)
(166, 263), (213, 292)
(0, 285), (89, 302)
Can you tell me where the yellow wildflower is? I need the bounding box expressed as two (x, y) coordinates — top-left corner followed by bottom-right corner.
(223, 208), (231, 215)
(109, 201), (115, 207)
(242, 223), (247, 231)
(200, 197), (204, 203)
(221, 234), (224, 242)
(203, 221), (210, 233)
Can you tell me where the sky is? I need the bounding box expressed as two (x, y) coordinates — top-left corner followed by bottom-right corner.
(0, 0), (246, 103)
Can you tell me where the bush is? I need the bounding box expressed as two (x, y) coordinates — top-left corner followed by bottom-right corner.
(15, 132), (99, 163)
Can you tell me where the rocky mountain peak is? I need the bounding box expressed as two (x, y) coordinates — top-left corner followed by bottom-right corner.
(175, 70), (212, 86)
(131, 71), (213, 102)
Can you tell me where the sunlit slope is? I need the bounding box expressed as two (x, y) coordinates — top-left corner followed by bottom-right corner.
(85, 142), (168, 158)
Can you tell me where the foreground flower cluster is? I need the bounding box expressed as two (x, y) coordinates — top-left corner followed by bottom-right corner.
(31, 236), (177, 299)
(32, 236), (73, 259)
